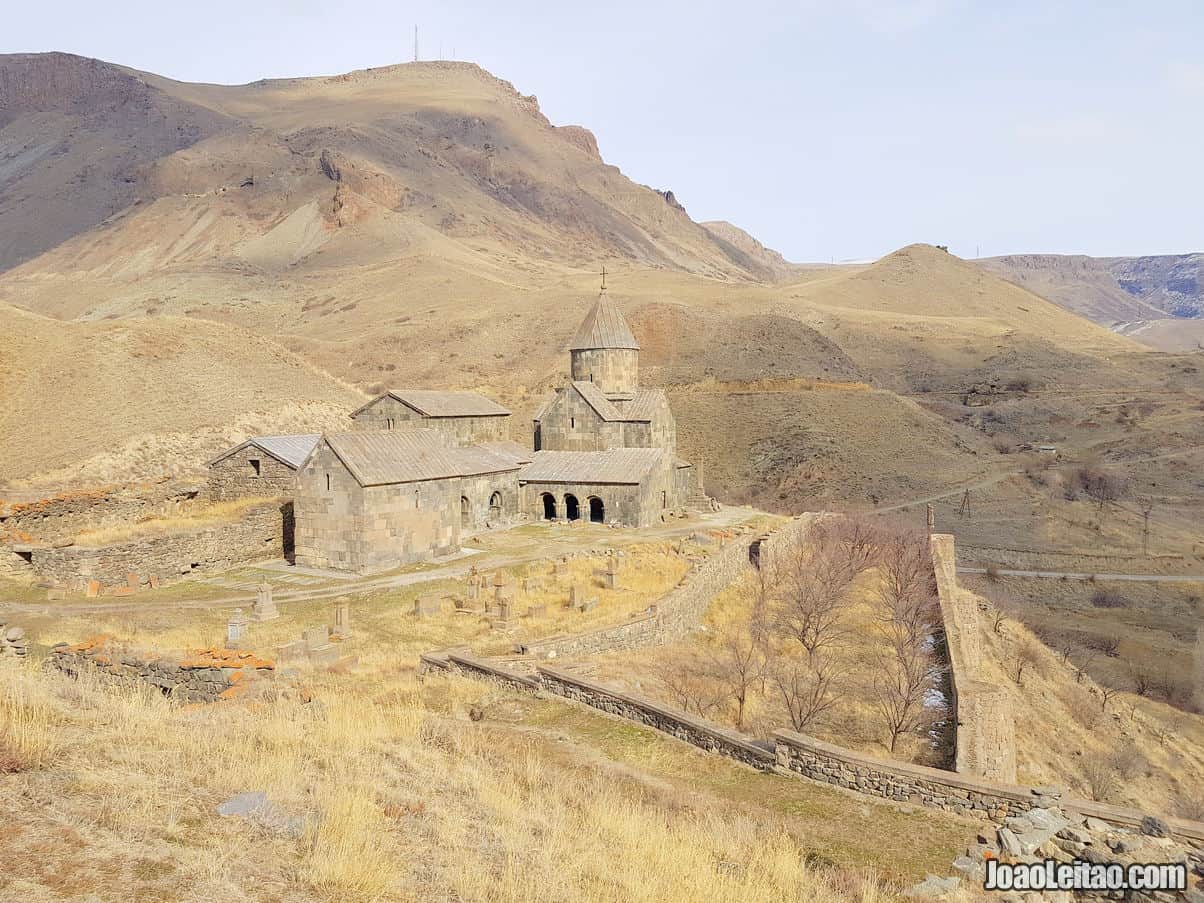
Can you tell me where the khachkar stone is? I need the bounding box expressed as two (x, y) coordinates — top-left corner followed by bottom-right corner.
(604, 553), (620, 590)
(252, 580), (279, 622)
(227, 609), (248, 649)
(332, 596), (351, 639)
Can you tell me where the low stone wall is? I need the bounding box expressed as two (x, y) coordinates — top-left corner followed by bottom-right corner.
(428, 649), (1204, 845)
(536, 665), (775, 771)
(774, 729), (1030, 821)
(931, 533), (1017, 783)
(46, 636), (275, 703)
(0, 547), (35, 583)
(28, 501), (285, 589)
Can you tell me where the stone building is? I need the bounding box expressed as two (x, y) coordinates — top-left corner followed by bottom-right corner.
(293, 429), (523, 574)
(206, 434), (321, 500)
(526, 289), (693, 521)
(288, 287), (697, 573)
(350, 389), (511, 445)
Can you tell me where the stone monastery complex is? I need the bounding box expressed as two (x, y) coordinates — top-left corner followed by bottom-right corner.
(207, 289), (700, 574)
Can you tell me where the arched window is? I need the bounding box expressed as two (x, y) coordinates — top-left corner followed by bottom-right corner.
(588, 496), (605, 523)
(489, 491), (503, 521)
(460, 496), (471, 527)
(564, 494), (580, 521)
(541, 493), (557, 520)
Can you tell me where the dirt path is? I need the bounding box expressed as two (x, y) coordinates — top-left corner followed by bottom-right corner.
(957, 566), (1204, 584)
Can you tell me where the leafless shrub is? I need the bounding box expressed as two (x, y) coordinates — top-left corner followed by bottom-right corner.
(770, 652), (844, 733)
(984, 565), (1001, 584)
(1074, 463), (1128, 513)
(1082, 754), (1119, 802)
(1091, 589), (1128, 609)
(654, 657), (724, 719)
(1098, 681), (1124, 713)
(1009, 637), (1047, 686)
(772, 521), (866, 660)
(1108, 740), (1145, 782)
(1129, 663), (1154, 697)
(1064, 685), (1101, 730)
(702, 620), (768, 731)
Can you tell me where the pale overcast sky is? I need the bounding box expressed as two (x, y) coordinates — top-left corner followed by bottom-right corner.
(6, 1), (1203, 262)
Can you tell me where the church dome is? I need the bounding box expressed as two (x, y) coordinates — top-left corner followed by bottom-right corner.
(569, 291), (639, 351)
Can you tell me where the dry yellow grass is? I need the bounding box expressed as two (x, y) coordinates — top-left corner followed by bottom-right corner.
(72, 496), (278, 546)
(0, 652), (910, 902)
(0, 658), (59, 772)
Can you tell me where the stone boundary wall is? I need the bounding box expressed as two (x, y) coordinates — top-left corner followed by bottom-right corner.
(517, 515), (820, 661)
(28, 502), (285, 589)
(46, 636), (275, 703)
(424, 651), (1204, 844)
(959, 544), (1188, 576)
(931, 533), (1017, 783)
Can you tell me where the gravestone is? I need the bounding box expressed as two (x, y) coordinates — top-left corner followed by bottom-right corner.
(304, 625), (330, 651)
(414, 595), (442, 618)
(527, 603), (547, 619)
(567, 584), (580, 609)
(227, 609), (248, 649)
(604, 555), (620, 590)
(276, 640), (306, 663)
(252, 581), (279, 622)
(331, 596), (351, 639)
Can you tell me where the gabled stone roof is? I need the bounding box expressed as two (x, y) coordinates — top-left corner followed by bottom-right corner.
(324, 430), (521, 487)
(571, 381), (624, 421)
(208, 434), (321, 470)
(351, 389), (510, 419)
(569, 291), (639, 351)
(518, 448), (666, 485)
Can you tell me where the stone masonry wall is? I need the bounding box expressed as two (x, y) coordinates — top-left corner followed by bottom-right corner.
(29, 501), (284, 587)
(959, 544), (1187, 576)
(47, 636), (275, 703)
(425, 652), (1204, 844)
(207, 446), (299, 501)
(351, 395), (511, 445)
(931, 533), (1017, 783)
(519, 523), (775, 660)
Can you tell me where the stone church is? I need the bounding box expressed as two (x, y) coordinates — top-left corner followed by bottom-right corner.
(210, 289), (696, 574)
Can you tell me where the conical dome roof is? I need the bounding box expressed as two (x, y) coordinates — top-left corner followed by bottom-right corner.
(569, 291), (639, 351)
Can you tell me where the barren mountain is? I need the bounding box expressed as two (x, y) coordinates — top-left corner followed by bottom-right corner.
(6, 51), (1199, 554)
(981, 252), (1204, 351)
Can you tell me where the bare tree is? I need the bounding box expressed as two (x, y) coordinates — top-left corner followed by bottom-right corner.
(654, 656), (724, 718)
(1009, 637), (1046, 686)
(770, 651), (844, 733)
(773, 521), (862, 660)
(871, 642), (941, 754)
(703, 620), (768, 731)
(1098, 683), (1123, 713)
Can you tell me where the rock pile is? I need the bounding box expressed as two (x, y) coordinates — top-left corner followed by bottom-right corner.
(0, 622), (28, 656)
(907, 792), (1204, 901)
(46, 635), (275, 702)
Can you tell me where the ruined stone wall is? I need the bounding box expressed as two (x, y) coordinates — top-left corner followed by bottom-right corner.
(29, 502), (284, 587)
(46, 637), (274, 703)
(352, 395), (511, 445)
(931, 533), (1017, 784)
(207, 446), (298, 501)
(0, 547), (35, 583)
(0, 484), (202, 545)
(570, 347), (638, 395)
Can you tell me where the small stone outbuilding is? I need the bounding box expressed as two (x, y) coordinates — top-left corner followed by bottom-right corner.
(206, 434), (321, 500)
